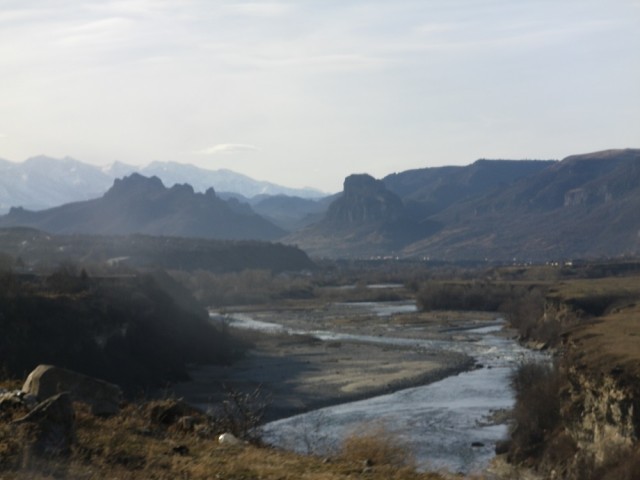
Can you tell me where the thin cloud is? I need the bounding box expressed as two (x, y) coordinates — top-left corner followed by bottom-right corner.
(195, 144), (259, 155)
(225, 3), (293, 17)
(56, 17), (135, 47)
(0, 8), (51, 25)
(213, 51), (389, 72)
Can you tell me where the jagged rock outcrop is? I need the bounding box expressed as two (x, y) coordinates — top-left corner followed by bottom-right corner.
(284, 174), (430, 257)
(325, 174), (405, 225)
(565, 368), (637, 467)
(0, 173), (285, 241)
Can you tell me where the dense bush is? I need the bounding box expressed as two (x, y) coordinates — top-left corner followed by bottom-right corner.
(498, 286), (559, 343)
(416, 280), (569, 345)
(508, 361), (564, 462)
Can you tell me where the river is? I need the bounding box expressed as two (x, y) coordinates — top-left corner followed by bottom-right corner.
(220, 300), (544, 475)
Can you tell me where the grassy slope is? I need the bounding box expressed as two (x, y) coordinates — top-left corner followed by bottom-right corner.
(0, 395), (448, 480)
(552, 276), (640, 378)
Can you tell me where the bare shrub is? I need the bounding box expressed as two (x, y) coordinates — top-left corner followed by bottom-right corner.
(339, 422), (415, 469)
(509, 361), (564, 462)
(209, 386), (270, 443)
(499, 287), (546, 339)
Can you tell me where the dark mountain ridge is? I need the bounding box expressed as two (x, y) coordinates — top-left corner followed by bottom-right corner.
(284, 174), (433, 257)
(407, 149), (640, 260)
(0, 174), (285, 241)
(288, 149), (640, 260)
(3, 149), (638, 261)
(383, 158), (556, 218)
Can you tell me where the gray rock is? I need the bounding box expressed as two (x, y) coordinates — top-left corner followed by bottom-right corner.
(0, 390), (38, 411)
(22, 364), (123, 416)
(13, 392), (75, 457)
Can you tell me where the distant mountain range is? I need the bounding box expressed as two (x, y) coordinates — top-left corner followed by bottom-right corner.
(287, 149), (640, 261)
(0, 174), (285, 241)
(0, 156), (325, 213)
(2, 149), (639, 261)
(410, 149), (640, 261)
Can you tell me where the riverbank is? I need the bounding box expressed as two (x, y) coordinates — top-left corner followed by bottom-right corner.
(171, 303), (498, 422)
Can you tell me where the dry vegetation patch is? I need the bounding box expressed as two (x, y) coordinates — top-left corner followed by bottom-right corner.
(339, 422), (415, 470)
(568, 303), (640, 377)
(551, 275), (640, 376)
(0, 398), (454, 480)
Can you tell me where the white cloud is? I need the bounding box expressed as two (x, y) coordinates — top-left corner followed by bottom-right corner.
(195, 144), (259, 155)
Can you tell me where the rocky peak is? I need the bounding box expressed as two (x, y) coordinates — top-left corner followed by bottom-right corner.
(343, 174), (386, 195)
(105, 173), (166, 198)
(325, 173), (405, 225)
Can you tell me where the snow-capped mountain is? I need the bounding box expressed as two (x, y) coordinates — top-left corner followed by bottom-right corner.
(139, 161), (324, 199)
(0, 156), (326, 213)
(0, 156), (114, 212)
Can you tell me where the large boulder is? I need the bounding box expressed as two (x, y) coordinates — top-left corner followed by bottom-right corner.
(22, 365), (123, 416)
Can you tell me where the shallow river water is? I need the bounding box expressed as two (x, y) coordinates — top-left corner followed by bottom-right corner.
(221, 301), (544, 475)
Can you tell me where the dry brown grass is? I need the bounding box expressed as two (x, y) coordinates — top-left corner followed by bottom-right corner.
(338, 422), (418, 476)
(0, 399), (453, 480)
(569, 302), (640, 377)
(550, 275), (640, 377)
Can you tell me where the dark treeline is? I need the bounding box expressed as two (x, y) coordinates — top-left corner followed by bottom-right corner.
(0, 228), (315, 274)
(0, 268), (243, 394)
(415, 281), (560, 344)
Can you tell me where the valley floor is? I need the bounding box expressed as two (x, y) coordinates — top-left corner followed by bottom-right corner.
(171, 304), (496, 422)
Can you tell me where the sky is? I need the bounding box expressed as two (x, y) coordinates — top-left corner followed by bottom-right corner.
(0, 0), (639, 193)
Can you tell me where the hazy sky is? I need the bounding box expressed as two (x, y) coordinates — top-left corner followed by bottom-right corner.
(1, 0), (639, 192)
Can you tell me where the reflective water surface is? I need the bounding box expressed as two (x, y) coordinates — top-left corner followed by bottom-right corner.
(220, 302), (543, 474)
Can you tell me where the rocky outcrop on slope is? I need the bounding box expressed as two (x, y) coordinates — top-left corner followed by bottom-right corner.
(284, 174), (434, 257)
(325, 174), (405, 225)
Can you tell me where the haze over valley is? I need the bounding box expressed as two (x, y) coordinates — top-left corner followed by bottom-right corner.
(1, 148), (638, 262)
(1, 0), (639, 478)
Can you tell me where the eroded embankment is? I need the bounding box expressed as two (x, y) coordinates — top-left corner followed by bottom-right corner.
(508, 292), (640, 480)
